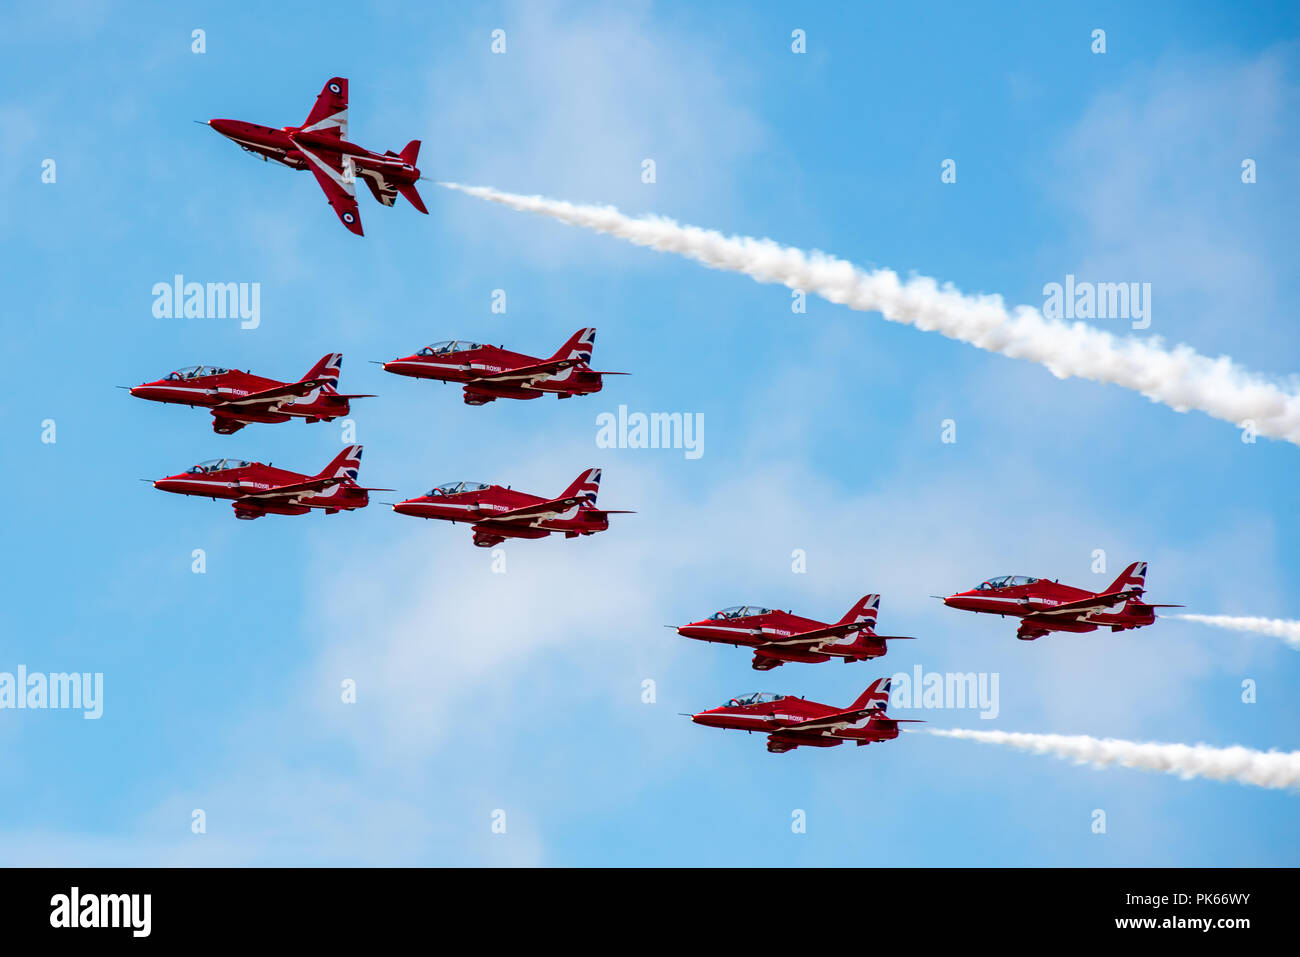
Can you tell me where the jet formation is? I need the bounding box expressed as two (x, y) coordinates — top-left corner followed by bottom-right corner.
(141, 77), (1190, 760)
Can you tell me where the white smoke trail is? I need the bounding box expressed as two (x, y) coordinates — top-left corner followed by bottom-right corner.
(930, 728), (1300, 791)
(439, 183), (1300, 445)
(1174, 613), (1300, 650)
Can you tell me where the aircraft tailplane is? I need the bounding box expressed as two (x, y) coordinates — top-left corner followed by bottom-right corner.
(399, 139), (421, 164)
(398, 182), (428, 214)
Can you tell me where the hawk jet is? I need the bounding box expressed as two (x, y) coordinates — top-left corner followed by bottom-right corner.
(207, 77), (426, 235)
(941, 561), (1182, 640)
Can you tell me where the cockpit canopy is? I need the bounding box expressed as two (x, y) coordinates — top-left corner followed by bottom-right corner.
(710, 605), (773, 620)
(166, 365), (228, 380)
(186, 457), (250, 474)
(427, 481), (490, 496)
(726, 692), (785, 707)
(417, 340), (483, 356)
(977, 575), (1039, 591)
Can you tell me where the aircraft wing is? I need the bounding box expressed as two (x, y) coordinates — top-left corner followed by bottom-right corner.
(778, 707), (882, 733)
(759, 621), (874, 647)
(301, 77), (348, 137)
(1032, 589), (1140, 616)
(474, 496), (589, 526)
(236, 476), (345, 501)
(292, 138), (363, 236)
(468, 358), (582, 385)
(212, 379), (330, 410)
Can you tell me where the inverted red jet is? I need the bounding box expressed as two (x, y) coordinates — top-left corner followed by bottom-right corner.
(207, 77), (426, 236)
(690, 678), (921, 754)
(675, 594), (914, 670)
(381, 328), (624, 405)
(392, 467), (632, 547)
(128, 354), (372, 434)
(941, 561), (1182, 640)
(151, 445), (385, 520)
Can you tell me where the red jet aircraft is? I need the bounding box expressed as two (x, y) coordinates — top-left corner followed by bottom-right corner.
(690, 678), (921, 754)
(381, 328), (624, 405)
(207, 77), (426, 236)
(941, 561), (1182, 640)
(151, 445), (385, 520)
(392, 467), (632, 547)
(128, 354), (371, 434)
(674, 595), (914, 670)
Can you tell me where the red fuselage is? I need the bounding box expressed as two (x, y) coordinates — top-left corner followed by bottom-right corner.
(130, 368), (352, 432)
(383, 344), (605, 404)
(677, 607), (890, 665)
(692, 694), (903, 750)
(208, 118), (420, 191)
(943, 574), (1159, 640)
(393, 482), (611, 547)
(153, 459), (369, 519)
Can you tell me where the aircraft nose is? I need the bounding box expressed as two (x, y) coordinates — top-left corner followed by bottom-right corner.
(207, 118), (237, 138)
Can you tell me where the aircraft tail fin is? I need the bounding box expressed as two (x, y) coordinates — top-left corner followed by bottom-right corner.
(559, 467), (601, 505)
(849, 677), (891, 712)
(549, 328), (596, 365)
(399, 139), (421, 164)
(301, 353), (343, 388)
(840, 594), (881, 630)
(1104, 561), (1147, 597)
(318, 444), (363, 483)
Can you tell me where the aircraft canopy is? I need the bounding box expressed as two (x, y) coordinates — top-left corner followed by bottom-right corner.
(726, 692), (785, 707)
(187, 458), (249, 473)
(428, 481), (490, 496)
(418, 341), (483, 356)
(978, 575), (1039, 590)
(167, 365), (228, 380)
(710, 605), (772, 619)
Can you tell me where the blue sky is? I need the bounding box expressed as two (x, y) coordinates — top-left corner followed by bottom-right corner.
(2, 0), (1298, 865)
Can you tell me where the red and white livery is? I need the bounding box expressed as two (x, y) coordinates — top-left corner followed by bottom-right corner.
(207, 77), (427, 236)
(392, 467), (633, 547)
(675, 594), (914, 670)
(151, 445), (385, 520)
(691, 678), (922, 754)
(381, 328), (624, 405)
(129, 354), (371, 434)
(941, 561), (1182, 640)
